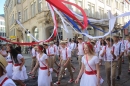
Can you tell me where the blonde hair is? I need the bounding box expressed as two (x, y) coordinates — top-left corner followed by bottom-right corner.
(84, 43), (95, 55)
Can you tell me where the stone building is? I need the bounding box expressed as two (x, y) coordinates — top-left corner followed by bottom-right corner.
(0, 15), (6, 44)
(4, 0), (130, 42)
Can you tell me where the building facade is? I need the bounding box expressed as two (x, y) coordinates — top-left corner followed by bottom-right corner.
(0, 15), (6, 44)
(4, 0), (130, 42)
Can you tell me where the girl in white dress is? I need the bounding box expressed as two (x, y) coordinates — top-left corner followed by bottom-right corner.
(31, 45), (52, 86)
(5, 46), (13, 78)
(0, 45), (13, 78)
(99, 40), (106, 65)
(10, 48), (28, 86)
(0, 54), (16, 86)
(75, 42), (100, 86)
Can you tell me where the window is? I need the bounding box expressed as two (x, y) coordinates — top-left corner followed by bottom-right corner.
(31, 4), (34, 17)
(12, 14), (14, 24)
(87, 3), (91, 16)
(99, 0), (104, 2)
(58, 32), (63, 40)
(3, 33), (4, 36)
(115, 1), (119, 9)
(33, 28), (39, 40)
(91, 5), (95, 17)
(99, 7), (104, 19)
(17, 0), (21, 4)
(38, 0), (43, 12)
(34, 2), (36, 15)
(14, 0), (16, 6)
(24, 8), (28, 21)
(87, 3), (95, 18)
(106, 0), (110, 6)
(77, 1), (82, 13)
(18, 12), (21, 22)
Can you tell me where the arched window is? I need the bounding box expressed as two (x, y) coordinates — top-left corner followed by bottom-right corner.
(33, 27), (39, 40)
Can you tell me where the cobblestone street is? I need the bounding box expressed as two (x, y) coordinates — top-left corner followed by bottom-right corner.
(23, 54), (130, 86)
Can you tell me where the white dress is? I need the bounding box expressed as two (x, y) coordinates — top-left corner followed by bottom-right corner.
(37, 53), (52, 86)
(80, 55), (99, 86)
(5, 53), (13, 78)
(12, 54), (28, 80)
(0, 74), (16, 86)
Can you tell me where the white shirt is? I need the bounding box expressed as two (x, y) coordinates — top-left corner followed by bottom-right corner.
(53, 45), (58, 55)
(56, 46), (60, 55)
(61, 47), (71, 60)
(94, 45), (98, 56)
(70, 42), (76, 50)
(12, 54), (24, 64)
(37, 53), (48, 67)
(113, 42), (124, 60)
(0, 74), (16, 86)
(102, 45), (115, 61)
(78, 42), (84, 55)
(31, 48), (36, 57)
(96, 41), (101, 52)
(99, 46), (105, 60)
(125, 41), (130, 53)
(48, 46), (55, 55)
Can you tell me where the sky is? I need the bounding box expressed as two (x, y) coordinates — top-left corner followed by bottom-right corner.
(0, 0), (6, 14)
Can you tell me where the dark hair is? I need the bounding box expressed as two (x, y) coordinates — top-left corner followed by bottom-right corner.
(101, 40), (106, 46)
(10, 46), (19, 63)
(69, 38), (72, 42)
(15, 46), (21, 54)
(106, 37), (114, 43)
(38, 45), (46, 54)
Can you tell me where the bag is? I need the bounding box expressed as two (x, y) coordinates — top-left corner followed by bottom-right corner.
(86, 56), (104, 84)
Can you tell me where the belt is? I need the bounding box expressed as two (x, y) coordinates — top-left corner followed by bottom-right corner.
(85, 70), (97, 75)
(40, 67), (48, 70)
(8, 61), (13, 63)
(14, 63), (22, 66)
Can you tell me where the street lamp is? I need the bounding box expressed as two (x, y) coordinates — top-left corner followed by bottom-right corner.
(25, 29), (30, 34)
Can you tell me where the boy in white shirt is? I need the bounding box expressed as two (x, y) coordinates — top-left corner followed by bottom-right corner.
(100, 37), (117, 86)
(125, 35), (130, 74)
(70, 40), (76, 57)
(77, 37), (84, 69)
(54, 41), (74, 85)
(113, 35), (124, 80)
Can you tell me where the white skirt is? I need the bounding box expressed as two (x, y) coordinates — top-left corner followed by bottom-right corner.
(38, 68), (52, 86)
(6, 63), (13, 78)
(12, 65), (28, 80)
(80, 73), (97, 86)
